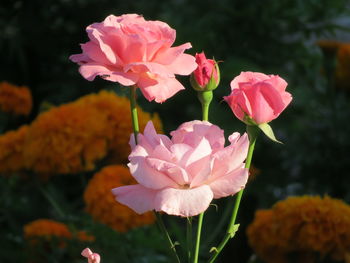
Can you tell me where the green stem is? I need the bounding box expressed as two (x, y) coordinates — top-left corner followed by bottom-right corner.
(155, 212), (181, 263)
(193, 213), (204, 263)
(198, 91), (213, 121)
(187, 217), (193, 263)
(208, 125), (259, 263)
(193, 90), (213, 263)
(128, 86), (180, 262)
(39, 186), (65, 219)
(129, 85), (139, 144)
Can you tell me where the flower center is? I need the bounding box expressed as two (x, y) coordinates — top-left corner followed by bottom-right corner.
(180, 183), (190, 189)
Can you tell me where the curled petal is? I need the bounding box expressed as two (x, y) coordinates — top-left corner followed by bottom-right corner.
(81, 248), (101, 263)
(112, 184), (157, 214)
(155, 185), (214, 217)
(209, 166), (249, 199)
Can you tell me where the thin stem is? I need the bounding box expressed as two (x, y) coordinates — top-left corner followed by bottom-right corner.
(187, 217), (193, 263)
(193, 213), (204, 263)
(155, 212), (181, 263)
(193, 91), (213, 262)
(202, 103), (209, 122)
(208, 125), (259, 263)
(197, 91), (213, 122)
(129, 85), (139, 144)
(128, 86), (180, 262)
(39, 186), (65, 219)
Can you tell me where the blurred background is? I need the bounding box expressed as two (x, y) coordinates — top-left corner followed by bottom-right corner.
(1, 0), (350, 262)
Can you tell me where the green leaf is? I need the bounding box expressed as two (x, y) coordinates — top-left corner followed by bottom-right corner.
(258, 123), (283, 144)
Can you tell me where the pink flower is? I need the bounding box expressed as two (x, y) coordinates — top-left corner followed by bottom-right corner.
(224, 72), (292, 124)
(81, 248), (100, 263)
(191, 52), (219, 90)
(70, 14), (197, 103)
(112, 120), (249, 217)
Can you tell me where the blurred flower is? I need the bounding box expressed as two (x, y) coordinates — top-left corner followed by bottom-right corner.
(70, 14), (197, 103)
(317, 40), (350, 91)
(84, 165), (155, 232)
(191, 52), (219, 91)
(112, 120), (249, 217)
(24, 219), (94, 245)
(74, 90), (163, 164)
(81, 248), (101, 263)
(316, 40), (341, 57)
(0, 81), (32, 115)
(224, 72), (292, 125)
(335, 43), (350, 91)
(247, 196), (350, 263)
(0, 125), (28, 174)
(22, 91), (162, 175)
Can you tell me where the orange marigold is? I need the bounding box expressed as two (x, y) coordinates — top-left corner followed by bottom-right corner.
(0, 125), (28, 174)
(247, 196), (350, 263)
(335, 43), (350, 91)
(84, 165), (155, 232)
(23, 90), (162, 174)
(74, 90), (162, 163)
(0, 81), (32, 115)
(317, 40), (350, 91)
(23, 219), (94, 243)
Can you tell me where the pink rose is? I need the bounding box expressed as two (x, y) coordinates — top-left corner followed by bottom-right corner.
(224, 72), (292, 124)
(70, 14), (197, 103)
(81, 248), (100, 263)
(191, 52), (219, 90)
(112, 120), (249, 217)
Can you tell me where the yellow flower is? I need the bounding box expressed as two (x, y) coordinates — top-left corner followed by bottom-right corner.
(22, 90), (162, 174)
(24, 219), (94, 244)
(247, 196), (350, 263)
(84, 165), (155, 232)
(0, 81), (32, 115)
(0, 125), (28, 174)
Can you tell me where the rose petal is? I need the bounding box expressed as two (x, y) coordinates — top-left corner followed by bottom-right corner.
(112, 184), (157, 214)
(209, 166), (248, 199)
(138, 75), (185, 103)
(155, 185), (214, 217)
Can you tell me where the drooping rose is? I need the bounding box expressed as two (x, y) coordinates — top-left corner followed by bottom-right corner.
(81, 248), (100, 263)
(112, 120), (249, 217)
(224, 72), (292, 124)
(70, 14), (197, 103)
(191, 52), (219, 91)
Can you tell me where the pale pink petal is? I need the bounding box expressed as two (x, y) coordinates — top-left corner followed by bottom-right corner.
(87, 27), (120, 64)
(169, 143), (193, 162)
(124, 62), (174, 77)
(146, 157), (189, 185)
(166, 53), (198, 75)
(188, 155), (213, 187)
(212, 133), (249, 177)
(181, 137), (212, 166)
(69, 53), (90, 64)
(154, 185), (214, 217)
(209, 166), (249, 199)
(81, 248), (101, 263)
(81, 42), (112, 66)
(138, 76), (185, 103)
(171, 121), (225, 151)
(78, 63), (138, 85)
(128, 156), (178, 189)
(154, 43), (192, 65)
(112, 184), (157, 214)
(267, 75), (288, 92)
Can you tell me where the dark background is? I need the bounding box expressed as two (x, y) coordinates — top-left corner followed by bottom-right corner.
(1, 0), (350, 262)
